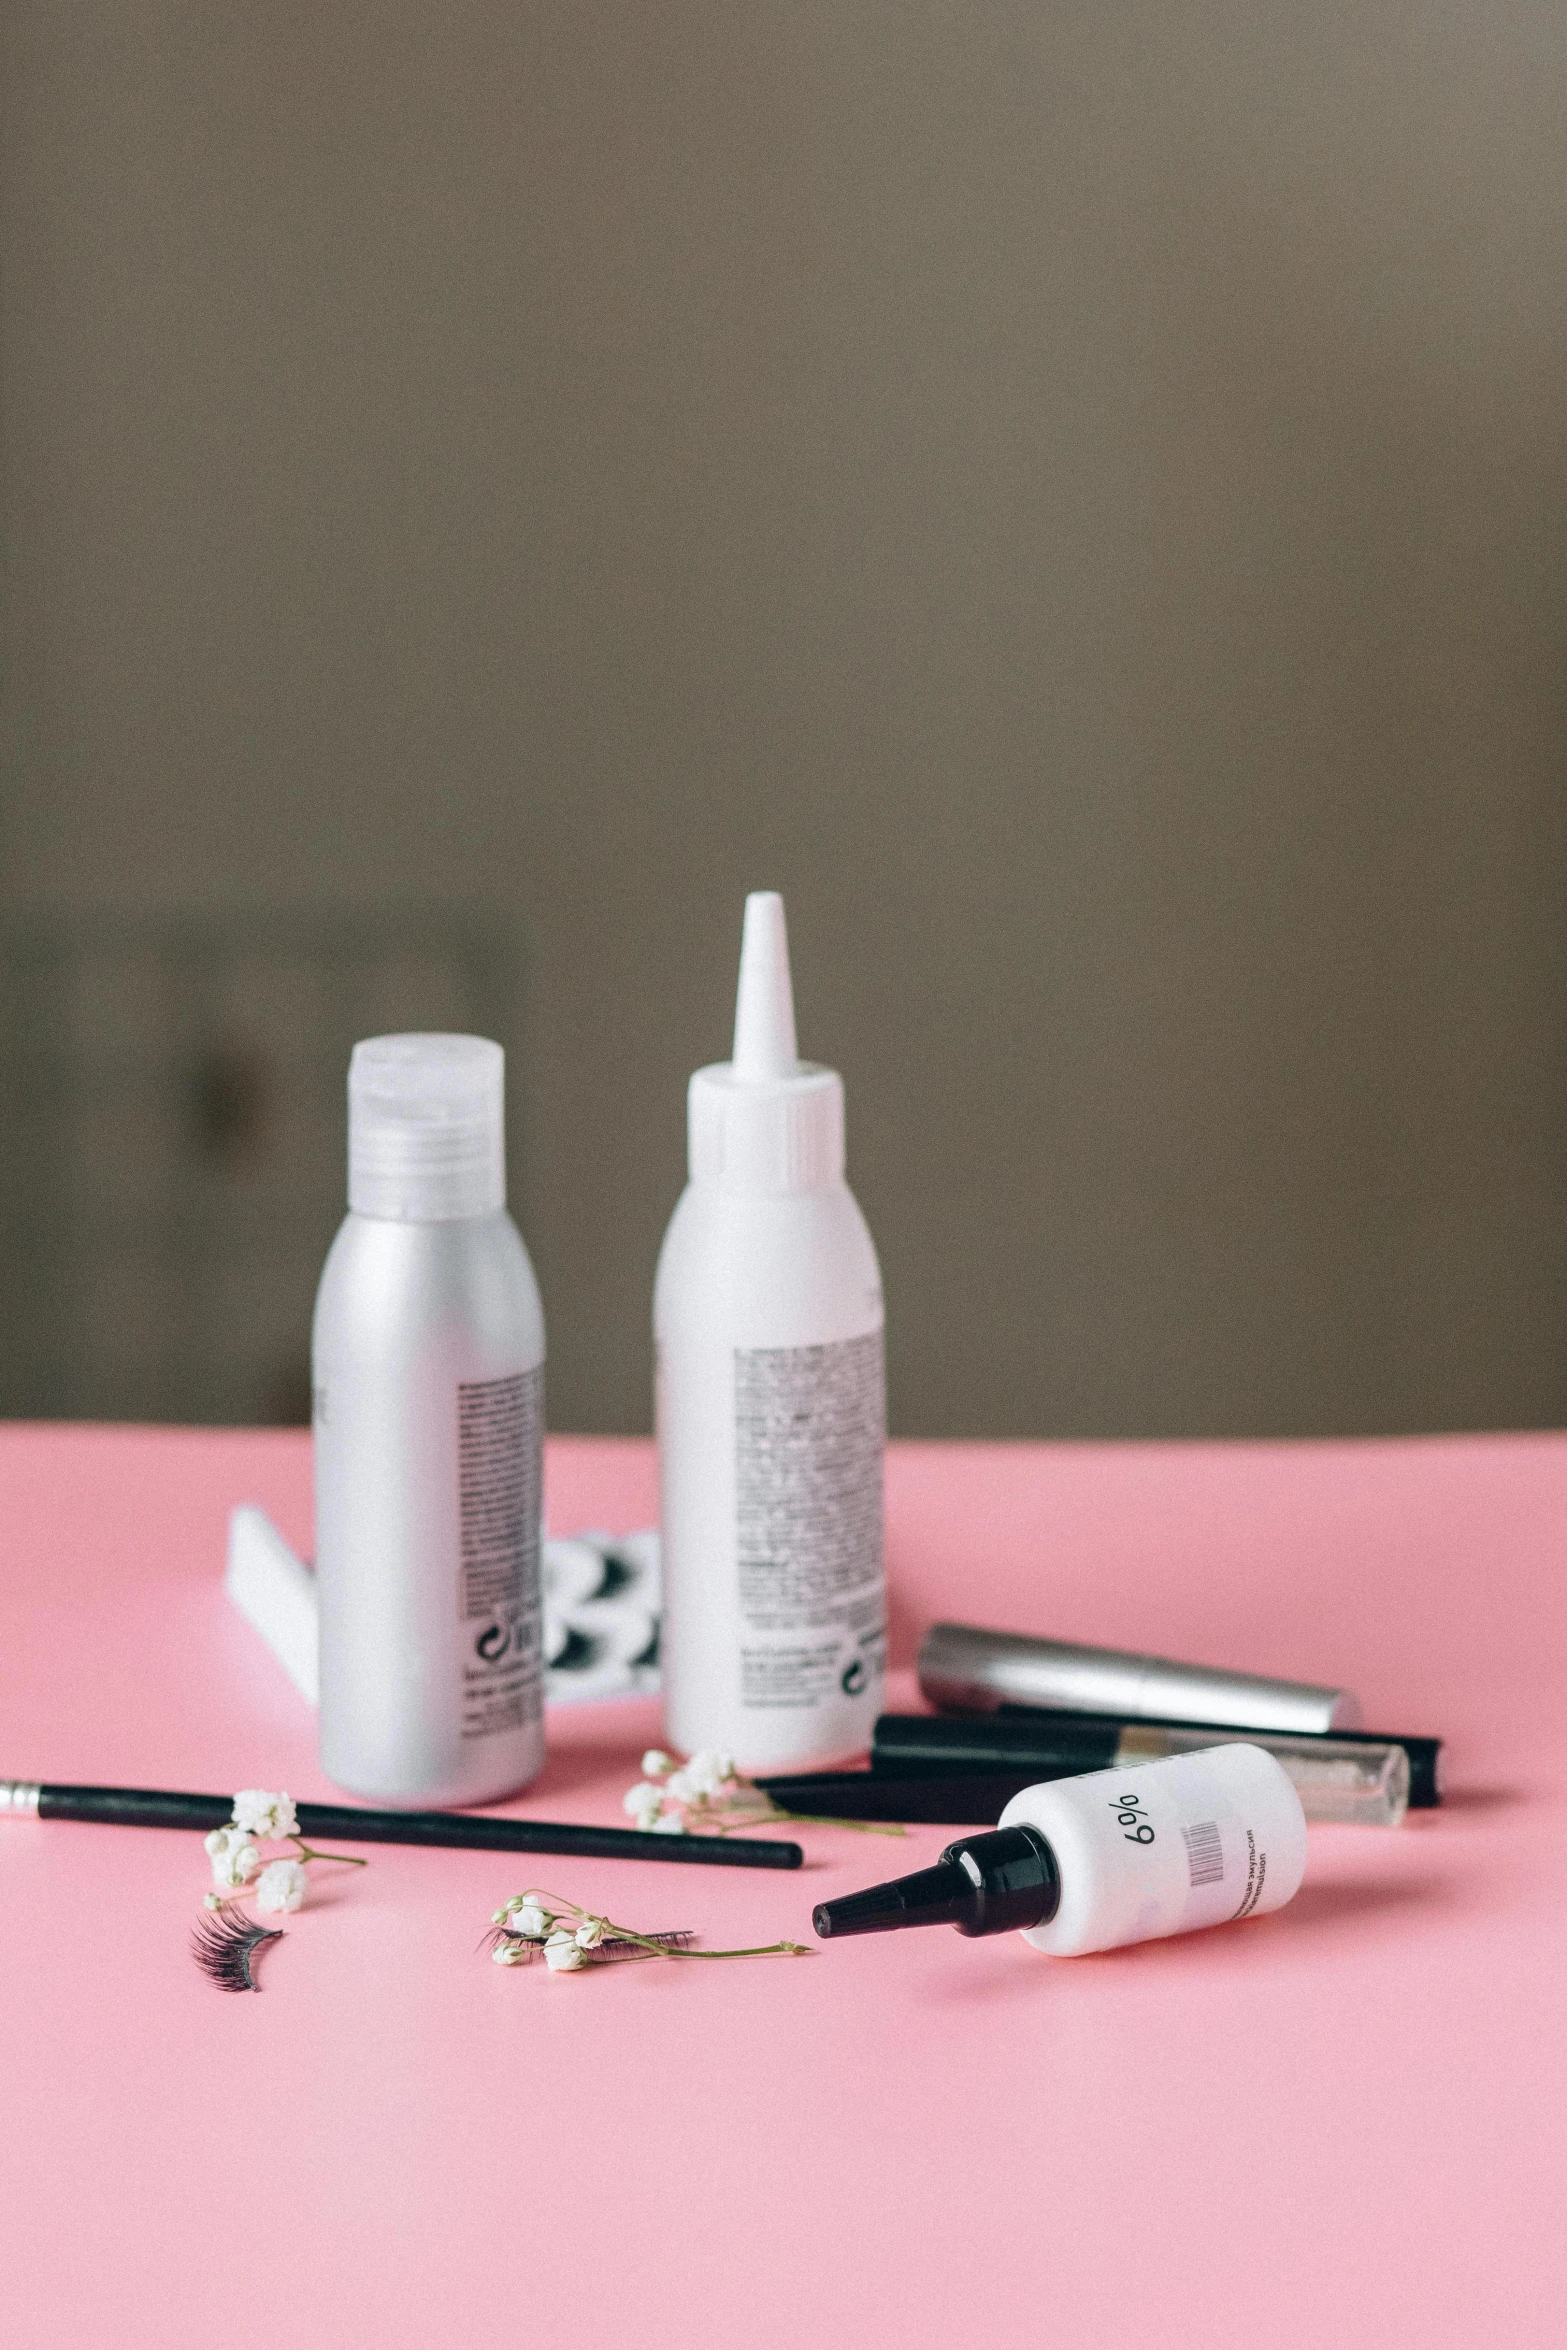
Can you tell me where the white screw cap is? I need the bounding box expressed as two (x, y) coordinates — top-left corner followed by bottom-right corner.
(348, 1033), (506, 1222)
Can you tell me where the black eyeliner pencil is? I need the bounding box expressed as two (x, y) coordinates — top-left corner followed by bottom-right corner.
(0, 1780), (803, 1870)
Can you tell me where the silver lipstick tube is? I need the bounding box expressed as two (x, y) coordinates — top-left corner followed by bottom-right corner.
(919, 1622), (1361, 1735)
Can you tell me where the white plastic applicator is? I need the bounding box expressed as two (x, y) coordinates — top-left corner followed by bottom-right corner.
(731, 891), (799, 1077)
(654, 891), (887, 1774)
(685, 894), (845, 1196)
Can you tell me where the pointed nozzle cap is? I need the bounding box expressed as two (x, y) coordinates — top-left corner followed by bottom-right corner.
(812, 1859), (973, 1940)
(731, 891), (799, 1080)
(812, 1826), (1062, 1943)
(687, 890), (845, 1192)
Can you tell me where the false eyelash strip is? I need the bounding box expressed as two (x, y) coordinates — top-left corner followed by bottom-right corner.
(191, 1908), (285, 1992)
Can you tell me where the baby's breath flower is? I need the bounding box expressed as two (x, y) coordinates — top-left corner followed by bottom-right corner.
(509, 1902), (550, 1940)
(624, 1781), (667, 1829)
(232, 1789), (299, 1842)
(485, 1889), (809, 1975)
(192, 1806), (368, 1987)
(621, 1748), (904, 1846)
(254, 1859), (308, 1915)
(206, 1826), (261, 1890)
(688, 1750), (737, 1798)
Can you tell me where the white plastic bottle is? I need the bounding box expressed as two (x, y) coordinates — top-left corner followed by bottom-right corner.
(654, 893), (886, 1774)
(814, 1744), (1309, 1954)
(313, 1034), (547, 1807)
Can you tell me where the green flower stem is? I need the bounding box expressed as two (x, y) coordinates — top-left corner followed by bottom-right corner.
(612, 1925), (810, 1961)
(291, 1840), (368, 1867)
(667, 1941), (811, 1960)
(491, 1896), (809, 1966)
(719, 1808), (906, 1838)
(665, 1796), (901, 1839)
(700, 1804), (906, 1842)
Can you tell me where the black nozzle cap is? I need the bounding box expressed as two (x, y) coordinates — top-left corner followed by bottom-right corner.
(812, 1823), (1061, 1943)
(813, 1857), (973, 1940)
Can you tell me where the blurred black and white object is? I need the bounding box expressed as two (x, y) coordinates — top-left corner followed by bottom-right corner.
(225, 1504), (661, 1707)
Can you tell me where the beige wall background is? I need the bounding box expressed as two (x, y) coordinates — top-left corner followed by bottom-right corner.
(2, 3), (1564, 1438)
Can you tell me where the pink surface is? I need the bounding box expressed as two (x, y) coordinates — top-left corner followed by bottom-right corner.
(1, 1424), (1564, 2349)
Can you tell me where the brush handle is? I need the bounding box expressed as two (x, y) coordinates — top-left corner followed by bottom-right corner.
(761, 1770), (1025, 1824)
(10, 1783), (802, 1870)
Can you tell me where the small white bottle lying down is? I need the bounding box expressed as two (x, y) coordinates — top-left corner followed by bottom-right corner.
(813, 1743), (1309, 1957)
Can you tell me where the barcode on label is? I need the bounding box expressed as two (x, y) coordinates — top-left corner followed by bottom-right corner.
(1183, 1820), (1225, 1887)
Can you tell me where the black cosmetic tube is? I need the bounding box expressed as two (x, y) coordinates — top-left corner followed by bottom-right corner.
(771, 1723), (1412, 1827)
(873, 1708), (1442, 1809)
(759, 1770), (1037, 1824)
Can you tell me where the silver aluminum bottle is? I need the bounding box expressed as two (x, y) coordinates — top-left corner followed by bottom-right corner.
(314, 1034), (547, 1807)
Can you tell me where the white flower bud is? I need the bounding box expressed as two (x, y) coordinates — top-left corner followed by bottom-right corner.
(679, 1750), (736, 1801)
(574, 1917), (605, 1950)
(511, 1903), (550, 1940)
(492, 1939), (530, 1966)
(650, 1811), (688, 1835)
(207, 1827), (261, 1889)
(623, 1782), (666, 1829)
(254, 1859), (308, 1914)
(502, 1894), (548, 1923)
(543, 1932), (587, 1972)
(231, 1789), (299, 1842)
(641, 1750), (675, 1779)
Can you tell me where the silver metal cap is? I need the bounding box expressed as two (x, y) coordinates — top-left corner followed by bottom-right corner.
(918, 1623), (1361, 1736)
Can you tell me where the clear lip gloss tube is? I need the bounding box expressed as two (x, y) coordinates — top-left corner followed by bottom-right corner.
(1112, 1722), (1406, 1825)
